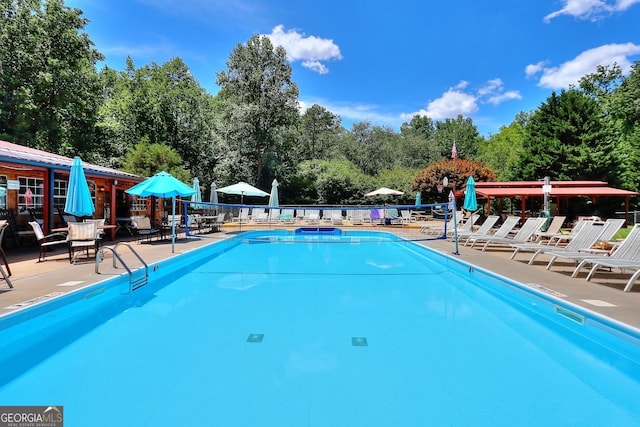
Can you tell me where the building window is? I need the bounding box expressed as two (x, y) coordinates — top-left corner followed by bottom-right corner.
(18, 176), (44, 212)
(130, 197), (148, 212)
(54, 179), (97, 211)
(53, 179), (67, 210)
(0, 175), (7, 210)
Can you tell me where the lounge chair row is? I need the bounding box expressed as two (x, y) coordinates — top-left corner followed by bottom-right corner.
(231, 208), (415, 225)
(464, 214), (640, 292)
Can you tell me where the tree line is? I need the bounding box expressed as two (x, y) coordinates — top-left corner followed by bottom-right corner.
(1, 0), (639, 210)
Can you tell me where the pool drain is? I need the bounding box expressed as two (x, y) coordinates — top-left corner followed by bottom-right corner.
(247, 333), (264, 343)
(352, 337), (368, 347)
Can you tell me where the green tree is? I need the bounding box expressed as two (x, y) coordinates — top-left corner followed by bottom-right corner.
(433, 115), (483, 159)
(372, 166), (421, 205)
(514, 90), (612, 182)
(399, 115), (438, 168)
(216, 34), (300, 188)
(341, 121), (398, 175)
(607, 62), (640, 191)
(0, 0), (104, 156)
(97, 57), (215, 178)
(122, 139), (190, 182)
(297, 104), (343, 161)
(477, 117), (527, 180)
(293, 159), (372, 204)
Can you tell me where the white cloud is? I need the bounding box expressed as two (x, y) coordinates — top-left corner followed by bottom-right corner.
(301, 60), (329, 74)
(487, 91), (522, 105)
(265, 25), (342, 74)
(525, 61), (546, 78)
(477, 78), (503, 96)
(543, 0), (640, 22)
(531, 43), (640, 89)
(401, 79), (520, 121)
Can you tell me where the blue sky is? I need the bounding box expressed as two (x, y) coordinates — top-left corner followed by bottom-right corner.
(70, 0), (640, 136)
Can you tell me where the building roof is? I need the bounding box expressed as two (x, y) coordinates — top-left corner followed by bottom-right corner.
(466, 181), (638, 198)
(0, 140), (141, 180)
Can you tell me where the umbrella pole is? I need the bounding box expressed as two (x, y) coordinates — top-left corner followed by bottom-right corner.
(239, 192), (244, 232)
(171, 196), (176, 253)
(452, 199), (459, 255)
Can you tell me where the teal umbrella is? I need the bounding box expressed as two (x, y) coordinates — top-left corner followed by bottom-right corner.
(64, 157), (95, 218)
(191, 177), (204, 209)
(415, 191), (422, 206)
(126, 171), (195, 253)
(463, 176), (478, 212)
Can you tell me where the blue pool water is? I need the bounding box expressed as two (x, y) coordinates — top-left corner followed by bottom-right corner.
(1, 229), (640, 426)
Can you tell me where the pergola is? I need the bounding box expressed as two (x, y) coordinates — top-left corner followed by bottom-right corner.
(459, 181), (638, 223)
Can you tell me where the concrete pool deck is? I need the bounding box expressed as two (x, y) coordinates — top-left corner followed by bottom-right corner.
(1, 224), (640, 331)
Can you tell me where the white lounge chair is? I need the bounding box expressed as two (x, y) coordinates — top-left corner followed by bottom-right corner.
(546, 219), (589, 246)
(233, 208), (250, 223)
(474, 217), (547, 252)
(328, 210), (344, 225)
(400, 210), (413, 224)
(539, 218), (627, 269)
(458, 215), (499, 245)
(510, 220), (607, 265)
(570, 224), (640, 291)
(532, 215), (566, 243)
(466, 216), (520, 247)
(420, 210), (463, 235)
(304, 209), (320, 224)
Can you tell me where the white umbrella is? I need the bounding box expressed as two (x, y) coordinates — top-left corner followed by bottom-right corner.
(365, 187), (404, 224)
(216, 182), (269, 203)
(365, 187), (404, 197)
(217, 181), (269, 230)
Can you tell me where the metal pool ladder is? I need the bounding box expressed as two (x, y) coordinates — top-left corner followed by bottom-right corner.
(95, 242), (149, 292)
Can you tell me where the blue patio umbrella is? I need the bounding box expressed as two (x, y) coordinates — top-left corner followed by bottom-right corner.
(126, 171), (195, 253)
(191, 177), (203, 209)
(463, 176), (478, 212)
(415, 191), (422, 206)
(64, 157), (95, 218)
(268, 179), (279, 207)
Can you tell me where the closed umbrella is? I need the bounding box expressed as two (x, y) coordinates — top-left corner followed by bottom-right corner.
(65, 157), (95, 218)
(268, 179), (279, 207)
(463, 176), (478, 212)
(449, 190), (459, 254)
(191, 177), (203, 209)
(209, 182), (218, 204)
(209, 182), (218, 214)
(415, 191), (422, 206)
(126, 171), (195, 253)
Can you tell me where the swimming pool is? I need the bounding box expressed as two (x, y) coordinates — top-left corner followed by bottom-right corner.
(1, 229), (639, 426)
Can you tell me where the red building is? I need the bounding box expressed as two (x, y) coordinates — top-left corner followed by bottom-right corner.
(0, 140), (147, 239)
